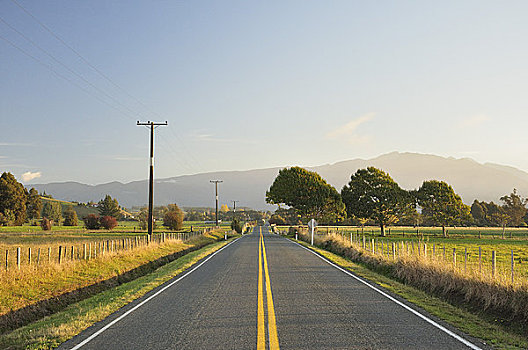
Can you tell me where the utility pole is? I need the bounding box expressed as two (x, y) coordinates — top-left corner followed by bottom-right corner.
(232, 200), (239, 220)
(137, 120), (168, 236)
(210, 180), (223, 227)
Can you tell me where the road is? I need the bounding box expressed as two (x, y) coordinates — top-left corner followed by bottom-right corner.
(60, 227), (487, 350)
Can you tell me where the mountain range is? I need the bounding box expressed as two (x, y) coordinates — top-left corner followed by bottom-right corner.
(29, 152), (528, 210)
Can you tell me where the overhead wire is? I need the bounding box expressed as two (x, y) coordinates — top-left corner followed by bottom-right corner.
(10, 0), (207, 173)
(0, 32), (134, 122)
(0, 15), (141, 121)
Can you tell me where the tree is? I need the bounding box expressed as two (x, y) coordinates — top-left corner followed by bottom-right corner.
(220, 204), (230, 213)
(40, 217), (52, 231)
(500, 189), (527, 227)
(163, 204), (184, 231)
(416, 180), (471, 237)
(99, 216), (118, 230)
(63, 206), (78, 226)
(341, 167), (412, 236)
(0, 172), (28, 226)
(266, 167), (345, 224)
(42, 201), (63, 225)
(98, 195), (121, 219)
(231, 217), (243, 233)
(138, 207), (156, 230)
(26, 188), (42, 222)
(471, 200), (488, 226)
(83, 214), (101, 229)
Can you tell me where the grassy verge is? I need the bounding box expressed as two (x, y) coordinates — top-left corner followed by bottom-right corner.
(0, 236), (237, 350)
(0, 230), (231, 331)
(292, 237), (528, 350)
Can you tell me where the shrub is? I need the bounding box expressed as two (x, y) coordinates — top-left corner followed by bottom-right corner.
(99, 215), (118, 230)
(231, 217), (243, 233)
(83, 214), (101, 229)
(163, 204), (184, 230)
(63, 207), (78, 226)
(40, 217), (52, 231)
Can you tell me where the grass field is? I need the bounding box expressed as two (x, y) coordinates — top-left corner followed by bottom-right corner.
(0, 227), (234, 335)
(0, 219), (232, 234)
(278, 225), (528, 281)
(0, 235), (237, 350)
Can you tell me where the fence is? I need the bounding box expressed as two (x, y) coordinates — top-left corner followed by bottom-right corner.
(279, 225), (527, 286)
(3, 229), (211, 272)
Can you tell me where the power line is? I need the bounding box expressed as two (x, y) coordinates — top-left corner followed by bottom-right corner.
(10, 0), (207, 172)
(8, 0), (209, 174)
(0, 33), (134, 121)
(0, 15), (142, 121)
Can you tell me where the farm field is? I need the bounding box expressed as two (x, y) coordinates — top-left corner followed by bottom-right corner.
(0, 227), (234, 333)
(277, 225), (528, 282)
(0, 220), (232, 234)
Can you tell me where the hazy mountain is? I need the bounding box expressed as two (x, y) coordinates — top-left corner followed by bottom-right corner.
(30, 152), (528, 210)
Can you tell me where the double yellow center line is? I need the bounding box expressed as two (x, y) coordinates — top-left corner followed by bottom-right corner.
(257, 228), (280, 350)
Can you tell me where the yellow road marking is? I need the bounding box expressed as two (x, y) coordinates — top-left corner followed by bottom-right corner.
(257, 233), (265, 350)
(261, 233), (280, 350)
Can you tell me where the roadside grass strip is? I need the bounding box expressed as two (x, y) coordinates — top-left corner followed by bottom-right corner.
(292, 238), (528, 350)
(0, 237), (238, 350)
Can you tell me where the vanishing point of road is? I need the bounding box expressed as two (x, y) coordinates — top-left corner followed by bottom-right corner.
(60, 226), (488, 350)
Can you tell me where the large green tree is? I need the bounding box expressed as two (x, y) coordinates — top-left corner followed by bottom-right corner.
(470, 200), (488, 226)
(0, 172), (28, 226)
(26, 188), (42, 221)
(341, 167), (412, 236)
(98, 195), (121, 219)
(42, 201), (63, 224)
(500, 189), (527, 227)
(266, 167), (345, 224)
(416, 180), (471, 237)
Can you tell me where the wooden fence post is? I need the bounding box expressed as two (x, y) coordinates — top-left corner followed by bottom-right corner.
(479, 246), (482, 275)
(464, 247), (467, 274)
(17, 247), (20, 270)
(48, 247), (51, 263)
(453, 248), (456, 267)
(511, 250), (514, 284)
(28, 247), (31, 265)
(58, 246), (62, 264)
(492, 251), (496, 278)
(83, 244), (87, 260)
(5, 250), (8, 270)
(37, 247), (41, 265)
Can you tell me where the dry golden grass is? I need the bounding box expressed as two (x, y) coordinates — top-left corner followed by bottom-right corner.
(0, 229), (227, 332)
(300, 232), (528, 325)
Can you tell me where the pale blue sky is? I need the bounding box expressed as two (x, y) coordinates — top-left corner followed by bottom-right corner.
(1, 0), (528, 185)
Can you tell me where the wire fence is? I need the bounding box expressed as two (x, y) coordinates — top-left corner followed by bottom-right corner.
(277, 225), (528, 286)
(2, 229), (213, 273)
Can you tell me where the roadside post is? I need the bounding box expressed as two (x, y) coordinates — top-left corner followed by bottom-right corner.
(308, 219), (317, 246)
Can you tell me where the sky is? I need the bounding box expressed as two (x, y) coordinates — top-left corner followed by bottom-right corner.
(1, 0), (528, 186)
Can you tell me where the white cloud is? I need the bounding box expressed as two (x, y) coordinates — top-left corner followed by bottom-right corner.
(457, 115), (490, 129)
(326, 113), (375, 139)
(21, 171), (41, 182)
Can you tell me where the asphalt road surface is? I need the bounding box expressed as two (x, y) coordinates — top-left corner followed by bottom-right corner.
(60, 226), (487, 350)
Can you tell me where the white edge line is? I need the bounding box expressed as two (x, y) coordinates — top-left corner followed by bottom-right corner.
(69, 236), (243, 350)
(289, 239), (483, 350)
